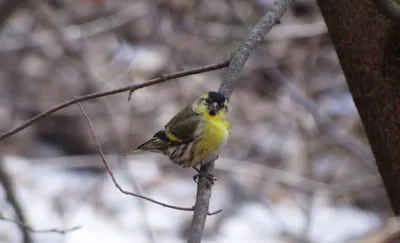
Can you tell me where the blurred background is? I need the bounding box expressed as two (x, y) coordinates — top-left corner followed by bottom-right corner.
(0, 0), (395, 242)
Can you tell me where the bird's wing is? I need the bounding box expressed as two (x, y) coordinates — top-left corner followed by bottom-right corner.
(165, 105), (194, 128)
(165, 106), (201, 144)
(132, 136), (169, 153)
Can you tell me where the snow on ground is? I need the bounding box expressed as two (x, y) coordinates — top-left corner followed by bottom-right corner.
(0, 155), (381, 243)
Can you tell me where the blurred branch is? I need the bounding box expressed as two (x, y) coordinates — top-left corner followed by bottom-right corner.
(0, 60), (229, 142)
(77, 102), (221, 214)
(0, 0), (26, 32)
(194, 20), (327, 42)
(29, 0), (83, 56)
(33, 0), (134, 153)
(265, 20), (327, 40)
(262, 65), (377, 173)
(0, 214), (81, 234)
(0, 157), (32, 243)
(187, 1), (295, 243)
(0, 2), (147, 52)
(215, 157), (382, 196)
(27, 154), (382, 196)
(123, 172), (155, 243)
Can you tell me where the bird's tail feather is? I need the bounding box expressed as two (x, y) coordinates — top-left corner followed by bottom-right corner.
(126, 131), (170, 156)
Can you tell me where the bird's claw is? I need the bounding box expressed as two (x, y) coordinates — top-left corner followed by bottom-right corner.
(192, 171), (217, 185)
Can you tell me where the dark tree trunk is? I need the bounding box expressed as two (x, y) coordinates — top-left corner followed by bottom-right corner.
(317, 0), (400, 213)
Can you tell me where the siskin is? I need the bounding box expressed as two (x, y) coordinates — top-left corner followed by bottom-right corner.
(129, 91), (231, 181)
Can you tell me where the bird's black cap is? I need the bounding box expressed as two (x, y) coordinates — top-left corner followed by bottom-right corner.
(208, 91), (226, 104)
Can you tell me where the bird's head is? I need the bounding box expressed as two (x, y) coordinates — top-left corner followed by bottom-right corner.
(193, 91), (228, 119)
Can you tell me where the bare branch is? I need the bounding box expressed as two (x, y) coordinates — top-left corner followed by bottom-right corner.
(122, 173), (155, 243)
(0, 2), (147, 52)
(0, 157), (32, 243)
(0, 60), (229, 142)
(216, 157), (382, 196)
(77, 102), (221, 215)
(187, 1), (295, 243)
(219, 0), (295, 99)
(0, 215), (81, 234)
(262, 66), (377, 172)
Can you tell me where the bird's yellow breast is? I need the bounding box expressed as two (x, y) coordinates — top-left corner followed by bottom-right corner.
(197, 117), (230, 162)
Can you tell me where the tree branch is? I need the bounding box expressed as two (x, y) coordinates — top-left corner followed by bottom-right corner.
(262, 66), (376, 173)
(0, 60), (229, 142)
(218, 0), (295, 99)
(77, 102), (221, 214)
(0, 214), (81, 234)
(0, 157), (32, 243)
(187, 1), (295, 243)
(0, 2), (146, 52)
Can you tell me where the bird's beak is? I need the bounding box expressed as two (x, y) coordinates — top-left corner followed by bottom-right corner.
(209, 102), (219, 115)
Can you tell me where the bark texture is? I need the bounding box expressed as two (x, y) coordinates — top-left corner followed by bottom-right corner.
(317, 0), (400, 213)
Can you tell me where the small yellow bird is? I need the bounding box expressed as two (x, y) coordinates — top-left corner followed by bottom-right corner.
(129, 91), (231, 181)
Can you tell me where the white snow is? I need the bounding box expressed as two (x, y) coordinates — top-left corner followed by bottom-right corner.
(0, 155), (382, 243)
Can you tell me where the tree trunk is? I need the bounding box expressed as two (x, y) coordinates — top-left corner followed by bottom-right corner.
(317, 0), (400, 213)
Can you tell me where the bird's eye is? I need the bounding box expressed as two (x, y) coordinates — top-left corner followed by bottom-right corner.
(205, 98), (212, 104)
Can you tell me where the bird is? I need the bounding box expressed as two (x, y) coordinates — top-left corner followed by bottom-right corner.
(128, 91), (231, 182)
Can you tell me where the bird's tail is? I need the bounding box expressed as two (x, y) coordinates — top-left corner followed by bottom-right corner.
(126, 131), (170, 156)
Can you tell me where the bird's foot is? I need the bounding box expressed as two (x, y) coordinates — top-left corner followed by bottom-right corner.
(193, 172), (217, 185)
(192, 166), (217, 185)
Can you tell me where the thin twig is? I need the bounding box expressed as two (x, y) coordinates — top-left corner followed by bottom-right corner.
(0, 2), (147, 52)
(195, 20), (327, 42)
(0, 157), (33, 243)
(26, 154), (383, 196)
(0, 215), (81, 234)
(76, 102), (221, 214)
(76, 102), (194, 211)
(218, 0), (294, 99)
(123, 172), (155, 243)
(0, 60), (229, 142)
(262, 66), (377, 172)
(187, 1), (295, 243)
